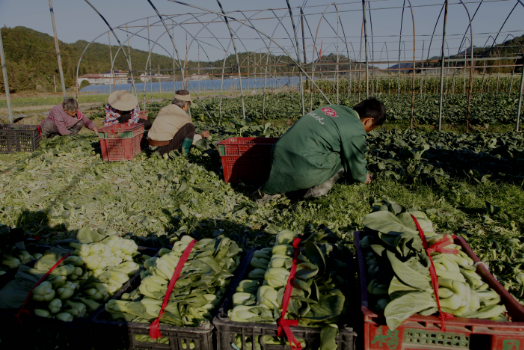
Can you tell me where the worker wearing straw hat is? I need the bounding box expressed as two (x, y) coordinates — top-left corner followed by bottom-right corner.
(104, 90), (152, 130)
(147, 90), (210, 156)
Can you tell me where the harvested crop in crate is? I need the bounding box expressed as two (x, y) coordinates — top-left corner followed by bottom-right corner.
(104, 235), (241, 327)
(229, 229), (351, 349)
(361, 200), (508, 330)
(0, 228), (143, 322)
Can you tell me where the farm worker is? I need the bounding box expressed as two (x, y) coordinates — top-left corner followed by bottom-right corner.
(255, 98), (386, 204)
(104, 90), (152, 130)
(40, 97), (98, 138)
(147, 90), (210, 155)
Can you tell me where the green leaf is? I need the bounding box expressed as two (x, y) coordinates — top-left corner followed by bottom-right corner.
(302, 289), (345, 322)
(304, 242), (326, 275)
(387, 251), (431, 291)
(384, 291), (436, 330)
(77, 226), (105, 243)
(320, 324), (339, 350)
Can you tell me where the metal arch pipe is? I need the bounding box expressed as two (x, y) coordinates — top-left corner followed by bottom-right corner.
(309, 4), (332, 110)
(118, 13), (220, 122)
(285, 0), (305, 115)
(168, 1), (332, 103)
(484, 1), (519, 58)
(397, 0), (406, 99)
(83, 0), (138, 98)
(480, 35), (498, 98)
(151, 15), (219, 123)
(218, 10), (271, 123)
(458, 0), (474, 133)
(456, 0), (483, 59)
(367, 0), (375, 95)
(405, 0), (416, 129)
(146, 0), (186, 86)
(438, 0), (449, 131)
(426, 1), (445, 61)
(48, 0), (66, 99)
(361, 0), (369, 99)
(216, 0), (246, 119)
(0, 30), (13, 123)
(500, 34), (524, 96)
(75, 15), (175, 101)
(237, 12), (274, 122)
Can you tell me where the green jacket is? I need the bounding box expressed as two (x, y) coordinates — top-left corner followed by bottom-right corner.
(262, 105), (368, 195)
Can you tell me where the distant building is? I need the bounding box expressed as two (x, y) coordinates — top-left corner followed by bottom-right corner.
(78, 70), (128, 86)
(189, 73), (209, 81)
(140, 73), (171, 82)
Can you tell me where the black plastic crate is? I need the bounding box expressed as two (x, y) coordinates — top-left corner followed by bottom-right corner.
(0, 245), (159, 349)
(213, 249), (357, 350)
(92, 248), (254, 350)
(0, 124), (41, 154)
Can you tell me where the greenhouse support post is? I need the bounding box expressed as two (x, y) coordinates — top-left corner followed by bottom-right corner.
(285, 0), (304, 115)
(301, 8), (308, 92)
(517, 55), (524, 132)
(362, 0), (369, 99)
(438, 0), (449, 131)
(49, 0), (67, 98)
(0, 30), (13, 123)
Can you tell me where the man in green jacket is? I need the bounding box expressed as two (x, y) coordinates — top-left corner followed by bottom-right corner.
(255, 97), (386, 204)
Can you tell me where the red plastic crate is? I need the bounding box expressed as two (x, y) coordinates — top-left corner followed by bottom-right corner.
(355, 231), (524, 350)
(216, 137), (279, 184)
(98, 124), (144, 161)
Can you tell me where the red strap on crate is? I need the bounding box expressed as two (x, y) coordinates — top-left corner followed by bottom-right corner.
(15, 251), (71, 324)
(149, 239), (196, 339)
(276, 236), (302, 350)
(411, 215), (456, 331)
(37, 125), (42, 140)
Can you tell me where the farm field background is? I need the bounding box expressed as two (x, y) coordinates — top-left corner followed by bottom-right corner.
(1, 93), (523, 311)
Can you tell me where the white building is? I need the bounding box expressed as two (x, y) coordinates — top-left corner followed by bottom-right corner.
(189, 73), (209, 81)
(139, 73), (171, 82)
(78, 70), (128, 86)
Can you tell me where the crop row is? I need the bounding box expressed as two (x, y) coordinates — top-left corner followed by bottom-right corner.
(185, 92), (523, 126)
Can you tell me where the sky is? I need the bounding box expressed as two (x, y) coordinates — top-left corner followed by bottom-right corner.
(1, 0), (523, 70)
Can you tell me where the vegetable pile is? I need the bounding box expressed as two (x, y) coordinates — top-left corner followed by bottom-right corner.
(0, 223), (42, 277)
(229, 229), (351, 350)
(0, 229), (142, 322)
(103, 235), (241, 329)
(360, 200), (509, 330)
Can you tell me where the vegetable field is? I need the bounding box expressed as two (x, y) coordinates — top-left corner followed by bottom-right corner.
(0, 114), (523, 349)
(186, 92), (523, 126)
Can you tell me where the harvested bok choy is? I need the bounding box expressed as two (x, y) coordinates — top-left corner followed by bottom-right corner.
(103, 235), (241, 328)
(0, 227), (142, 322)
(228, 229), (352, 350)
(361, 201), (508, 330)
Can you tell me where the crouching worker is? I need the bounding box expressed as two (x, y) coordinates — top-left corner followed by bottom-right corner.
(40, 97), (98, 138)
(104, 90), (152, 130)
(255, 98), (386, 204)
(147, 90), (209, 155)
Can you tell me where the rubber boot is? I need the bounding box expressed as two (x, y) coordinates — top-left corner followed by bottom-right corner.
(181, 137), (193, 156)
(304, 168), (344, 198)
(251, 187), (281, 205)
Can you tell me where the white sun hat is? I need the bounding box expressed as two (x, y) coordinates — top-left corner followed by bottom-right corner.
(108, 90), (139, 111)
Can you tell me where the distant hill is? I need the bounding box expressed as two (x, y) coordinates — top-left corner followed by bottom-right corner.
(0, 26), (179, 93)
(387, 35), (524, 73)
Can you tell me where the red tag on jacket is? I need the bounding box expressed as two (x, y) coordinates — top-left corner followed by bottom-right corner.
(321, 108), (337, 117)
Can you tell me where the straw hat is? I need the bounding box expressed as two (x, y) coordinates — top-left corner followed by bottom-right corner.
(108, 91), (138, 111)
